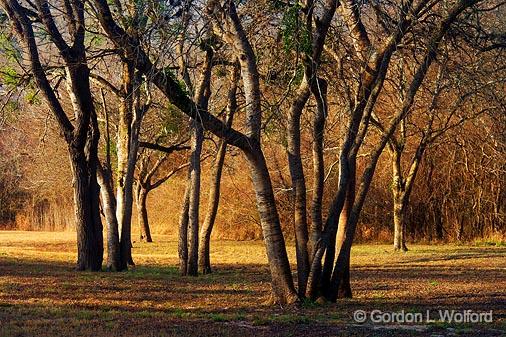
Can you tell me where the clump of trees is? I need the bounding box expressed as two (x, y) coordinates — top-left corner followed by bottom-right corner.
(0, 0), (504, 305)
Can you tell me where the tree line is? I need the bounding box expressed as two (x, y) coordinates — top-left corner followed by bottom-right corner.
(0, 0), (504, 305)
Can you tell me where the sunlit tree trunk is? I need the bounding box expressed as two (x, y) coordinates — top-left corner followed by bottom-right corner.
(97, 164), (122, 270)
(245, 147), (299, 304)
(391, 148), (408, 252)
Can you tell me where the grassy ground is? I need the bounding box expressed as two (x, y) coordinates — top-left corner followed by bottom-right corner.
(0, 231), (505, 337)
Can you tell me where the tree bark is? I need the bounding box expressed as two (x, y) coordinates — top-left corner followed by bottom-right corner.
(187, 121), (203, 276)
(198, 69), (238, 274)
(116, 62), (136, 267)
(391, 148), (408, 251)
(178, 178), (190, 276)
(245, 146), (299, 305)
(198, 137), (226, 274)
(71, 149), (104, 272)
(393, 196), (408, 251)
(67, 65), (104, 272)
(97, 163), (123, 270)
(136, 184), (152, 243)
(309, 78), (327, 260)
(287, 79), (311, 297)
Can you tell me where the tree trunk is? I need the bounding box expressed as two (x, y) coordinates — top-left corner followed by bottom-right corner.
(66, 65), (104, 272)
(326, 164), (355, 299)
(187, 122), (203, 276)
(178, 180), (190, 276)
(309, 78), (327, 260)
(116, 62), (135, 267)
(198, 139), (226, 274)
(198, 72), (237, 274)
(287, 79), (311, 297)
(393, 194), (408, 251)
(245, 146), (298, 305)
(391, 148), (408, 251)
(136, 184), (152, 243)
(71, 150), (104, 272)
(97, 164), (123, 271)
(306, 148), (353, 299)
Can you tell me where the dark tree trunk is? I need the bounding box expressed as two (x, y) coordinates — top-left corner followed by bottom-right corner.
(137, 185), (152, 243)
(67, 65), (104, 272)
(435, 206), (444, 240)
(178, 176), (191, 276)
(71, 150), (104, 271)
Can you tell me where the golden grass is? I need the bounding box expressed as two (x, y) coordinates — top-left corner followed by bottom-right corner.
(0, 231), (505, 337)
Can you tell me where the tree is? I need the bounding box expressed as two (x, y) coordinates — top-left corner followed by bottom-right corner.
(0, 0), (104, 270)
(198, 64), (239, 274)
(135, 142), (190, 243)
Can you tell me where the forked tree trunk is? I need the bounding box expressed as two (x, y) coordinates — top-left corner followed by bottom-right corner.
(323, 164), (355, 299)
(67, 65), (104, 272)
(306, 148), (353, 299)
(391, 141), (426, 251)
(1, 0), (105, 273)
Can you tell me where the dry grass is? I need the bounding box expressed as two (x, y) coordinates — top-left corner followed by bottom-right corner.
(0, 231), (505, 337)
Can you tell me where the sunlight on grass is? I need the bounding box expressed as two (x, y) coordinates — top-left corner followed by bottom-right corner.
(0, 231), (504, 336)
